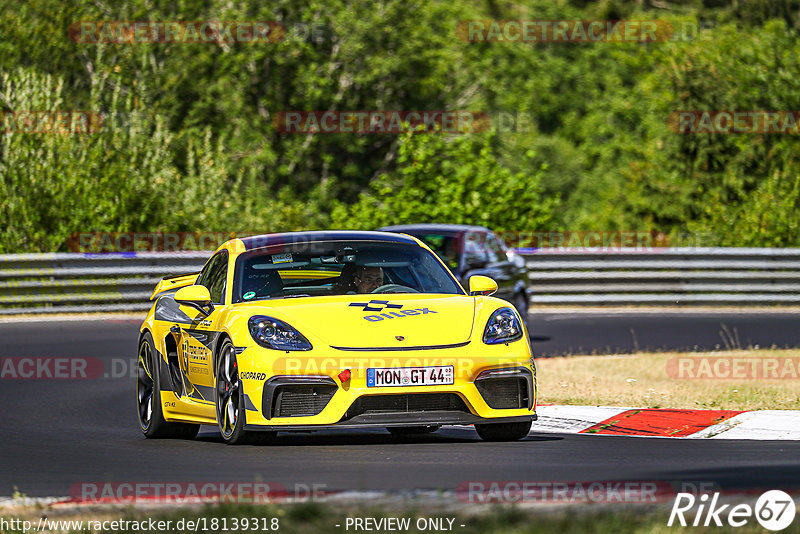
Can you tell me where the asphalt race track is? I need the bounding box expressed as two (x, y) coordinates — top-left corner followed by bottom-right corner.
(1, 313), (800, 498)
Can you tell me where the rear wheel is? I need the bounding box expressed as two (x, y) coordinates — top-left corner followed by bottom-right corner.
(215, 340), (276, 445)
(475, 420), (532, 442)
(387, 425), (440, 436)
(137, 332), (199, 439)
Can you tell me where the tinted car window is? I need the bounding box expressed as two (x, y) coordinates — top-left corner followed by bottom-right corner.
(233, 240), (463, 302)
(197, 252), (228, 304)
(464, 232), (490, 266)
(485, 233), (505, 263)
(409, 234), (460, 270)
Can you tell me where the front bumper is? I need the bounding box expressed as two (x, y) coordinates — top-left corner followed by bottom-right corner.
(236, 341), (537, 430)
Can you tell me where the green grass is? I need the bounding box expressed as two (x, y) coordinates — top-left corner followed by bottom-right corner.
(537, 349), (800, 410)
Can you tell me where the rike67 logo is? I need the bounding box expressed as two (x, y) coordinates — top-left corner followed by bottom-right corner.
(669, 490), (796, 531)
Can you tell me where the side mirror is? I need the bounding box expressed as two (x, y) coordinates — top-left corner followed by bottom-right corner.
(469, 275), (498, 296)
(174, 285), (213, 316)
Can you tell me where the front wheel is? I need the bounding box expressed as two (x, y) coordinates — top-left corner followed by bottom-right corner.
(215, 340), (275, 445)
(475, 420), (532, 442)
(137, 332), (199, 439)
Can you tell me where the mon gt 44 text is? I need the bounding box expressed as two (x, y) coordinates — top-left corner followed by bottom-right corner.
(137, 231), (537, 444)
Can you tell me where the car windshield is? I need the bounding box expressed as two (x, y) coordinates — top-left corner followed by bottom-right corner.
(233, 240), (463, 302)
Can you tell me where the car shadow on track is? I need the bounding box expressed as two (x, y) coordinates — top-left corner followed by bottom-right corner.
(195, 429), (563, 447)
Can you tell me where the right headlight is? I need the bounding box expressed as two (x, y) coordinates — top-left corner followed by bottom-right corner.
(482, 307), (523, 345)
(248, 315), (312, 351)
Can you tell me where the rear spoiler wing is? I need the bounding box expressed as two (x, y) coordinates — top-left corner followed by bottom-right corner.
(149, 272), (200, 300)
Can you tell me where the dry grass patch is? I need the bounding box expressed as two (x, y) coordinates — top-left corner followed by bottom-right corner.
(536, 349), (800, 410)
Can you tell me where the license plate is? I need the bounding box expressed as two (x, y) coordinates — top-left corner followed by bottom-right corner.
(366, 365), (454, 387)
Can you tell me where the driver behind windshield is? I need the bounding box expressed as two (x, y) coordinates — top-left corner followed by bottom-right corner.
(353, 266), (383, 293)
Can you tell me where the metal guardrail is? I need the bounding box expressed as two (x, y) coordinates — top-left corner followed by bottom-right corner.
(2, 248), (800, 314)
(0, 252), (210, 315)
(524, 248), (800, 305)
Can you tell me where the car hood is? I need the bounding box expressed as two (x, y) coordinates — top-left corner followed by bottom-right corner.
(238, 294), (476, 349)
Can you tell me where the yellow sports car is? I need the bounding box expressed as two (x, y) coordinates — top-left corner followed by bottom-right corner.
(137, 231), (537, 444)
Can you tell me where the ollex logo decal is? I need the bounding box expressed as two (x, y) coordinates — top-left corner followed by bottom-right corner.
(349, 300), (437, 322)
(349, 300), (403, 312)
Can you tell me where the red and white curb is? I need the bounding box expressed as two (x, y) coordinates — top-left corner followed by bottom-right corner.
(534, 405), (800, 440)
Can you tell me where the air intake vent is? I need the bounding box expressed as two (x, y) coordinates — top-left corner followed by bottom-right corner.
(273, 385), (337, 417)
(476, 377), (528, 409)
(344, 393), (468, 420)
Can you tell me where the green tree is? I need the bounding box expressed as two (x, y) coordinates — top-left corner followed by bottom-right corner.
(332, 129), (558, 231)
(0, 67), (244, 252)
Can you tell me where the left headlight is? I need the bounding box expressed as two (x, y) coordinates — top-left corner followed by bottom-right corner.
(483, 307), (523, 345)
(248, 315), (312, 351)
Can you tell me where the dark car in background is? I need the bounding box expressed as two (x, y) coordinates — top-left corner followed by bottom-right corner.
(379, 224), (531, 321)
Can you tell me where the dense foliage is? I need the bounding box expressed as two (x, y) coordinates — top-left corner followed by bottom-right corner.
(1, 0), (799, 251)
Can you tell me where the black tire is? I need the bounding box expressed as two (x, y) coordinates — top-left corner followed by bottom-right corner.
(475, 420), (532, 442)
(387, 425), (440, 436)
(215, 339), (276, 445)
(137, 332), (199, 440)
